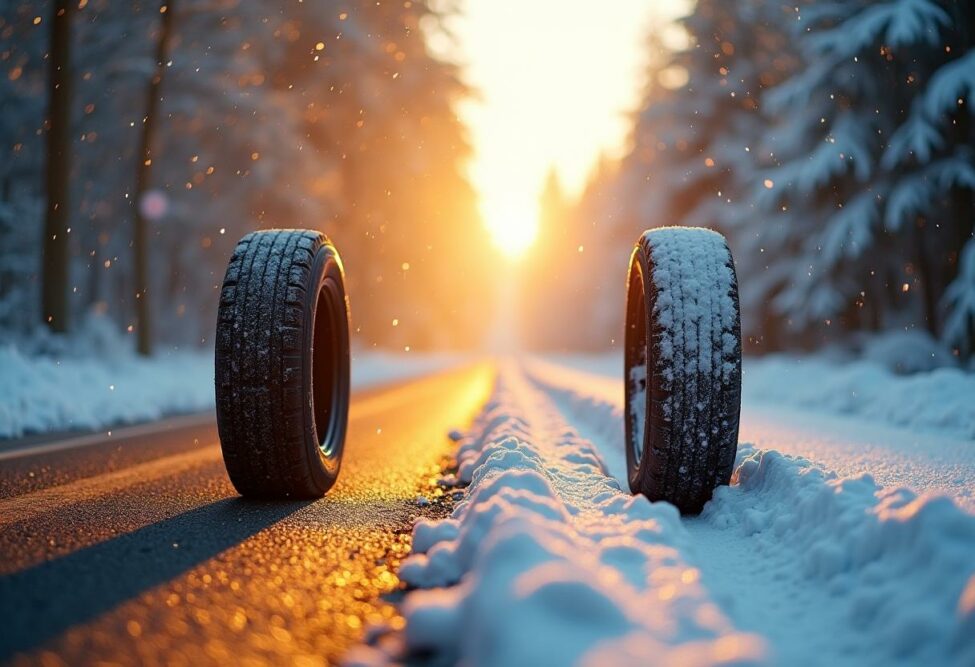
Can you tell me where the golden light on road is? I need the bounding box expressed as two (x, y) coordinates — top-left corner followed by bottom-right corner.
(484, 201), (539, 258)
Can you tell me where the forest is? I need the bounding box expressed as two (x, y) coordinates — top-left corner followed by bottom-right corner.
(0, 0), (497, 353)
(523, 0), (975, 360)
(1, 0), (973, 361)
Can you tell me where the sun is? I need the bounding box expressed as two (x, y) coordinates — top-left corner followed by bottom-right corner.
(484, 201), (539, 259)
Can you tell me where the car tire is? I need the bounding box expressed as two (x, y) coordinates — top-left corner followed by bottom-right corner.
(215, 229), (351, 499)
(624, 227), (741, 514)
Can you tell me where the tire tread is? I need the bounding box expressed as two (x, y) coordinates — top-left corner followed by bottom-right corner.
(215, 228), (341, 498)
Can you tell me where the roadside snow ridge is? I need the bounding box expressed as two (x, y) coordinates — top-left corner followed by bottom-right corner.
(388, 365), (765, 666)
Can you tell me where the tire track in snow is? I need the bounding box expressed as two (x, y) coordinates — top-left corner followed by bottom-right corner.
(525, 360), (975, 666)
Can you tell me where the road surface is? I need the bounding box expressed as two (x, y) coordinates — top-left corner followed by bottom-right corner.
(0, 363), (493, 666)
(2, 357), (972, 666)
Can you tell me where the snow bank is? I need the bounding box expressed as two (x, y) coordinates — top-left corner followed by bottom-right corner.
(0, 343), (215, 439)
(371, 365), (766, 666)
(542, 350), (975, 441)
(743, 355), (975, 440)
(0, 328), (463, 438)
(856, 330), (958, 374)
(696, 446), (975, 665)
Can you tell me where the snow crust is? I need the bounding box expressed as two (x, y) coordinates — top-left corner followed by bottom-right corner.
(381, 361), (975, 666)
(0, 328), (463, 438)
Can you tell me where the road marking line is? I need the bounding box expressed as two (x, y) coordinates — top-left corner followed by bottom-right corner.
(0, 447), (222, 528)
(0, 413), (215, 462)
(0, 364), (492, 527)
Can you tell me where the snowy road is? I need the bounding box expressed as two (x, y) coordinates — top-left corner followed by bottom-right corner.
(1, 358), (973, 666)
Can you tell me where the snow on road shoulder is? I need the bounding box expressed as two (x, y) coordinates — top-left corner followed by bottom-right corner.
(523, 359), (975, 665)
(542, 350), (975, 441)
(0, 331), (464, 439)
(743, 354), (975, 440)
(0, 343), (215, 440)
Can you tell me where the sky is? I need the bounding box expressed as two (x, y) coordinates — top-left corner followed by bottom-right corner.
(433, 0), (689, 257)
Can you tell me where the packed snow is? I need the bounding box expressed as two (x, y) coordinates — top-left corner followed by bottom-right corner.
(0, 322), (465, 439)
(352, 359), (975, 666)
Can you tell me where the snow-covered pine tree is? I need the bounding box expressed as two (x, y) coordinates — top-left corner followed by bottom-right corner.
(742, 0), (896, 348)
(586, 0), (796, 350)
(877, 0), (974, 354)
(756, 0), (974, 354)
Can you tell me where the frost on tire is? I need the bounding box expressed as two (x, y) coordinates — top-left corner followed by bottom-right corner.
(624, 227), (742, 514)
(215, 229), (351, 499)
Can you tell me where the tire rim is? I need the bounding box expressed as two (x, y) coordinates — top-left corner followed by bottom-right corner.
(312, 276), (345, 457)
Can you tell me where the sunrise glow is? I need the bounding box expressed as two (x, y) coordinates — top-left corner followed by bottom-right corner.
(436, 0), (688, 260)
(483, 201), (539, 258)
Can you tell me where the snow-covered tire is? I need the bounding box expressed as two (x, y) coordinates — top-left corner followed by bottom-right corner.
(624, 227), (741, 514)
(215, 229), (351, 499)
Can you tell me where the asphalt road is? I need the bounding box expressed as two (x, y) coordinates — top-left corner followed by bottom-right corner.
(0, 363), (493, 666)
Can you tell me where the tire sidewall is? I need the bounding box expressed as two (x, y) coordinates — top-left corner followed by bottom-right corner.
(302, 242), (351, 492)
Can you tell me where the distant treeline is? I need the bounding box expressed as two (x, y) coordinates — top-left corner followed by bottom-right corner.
(0, 0), (496, 351)
(523, 0), (975, 359)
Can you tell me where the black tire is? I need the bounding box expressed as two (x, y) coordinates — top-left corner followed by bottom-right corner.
(215, 229), (351, 499)
(623, 227), (741, 514)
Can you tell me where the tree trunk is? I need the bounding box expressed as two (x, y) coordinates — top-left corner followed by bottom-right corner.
(41, 0), (72, 332)
(133, 1), (176, 356)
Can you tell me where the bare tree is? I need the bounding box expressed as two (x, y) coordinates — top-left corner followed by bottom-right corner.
(133, 1), (176, 356)
(41, 0), (72, 332)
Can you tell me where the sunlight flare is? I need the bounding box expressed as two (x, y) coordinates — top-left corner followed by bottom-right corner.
(484, 201), (539, 258)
